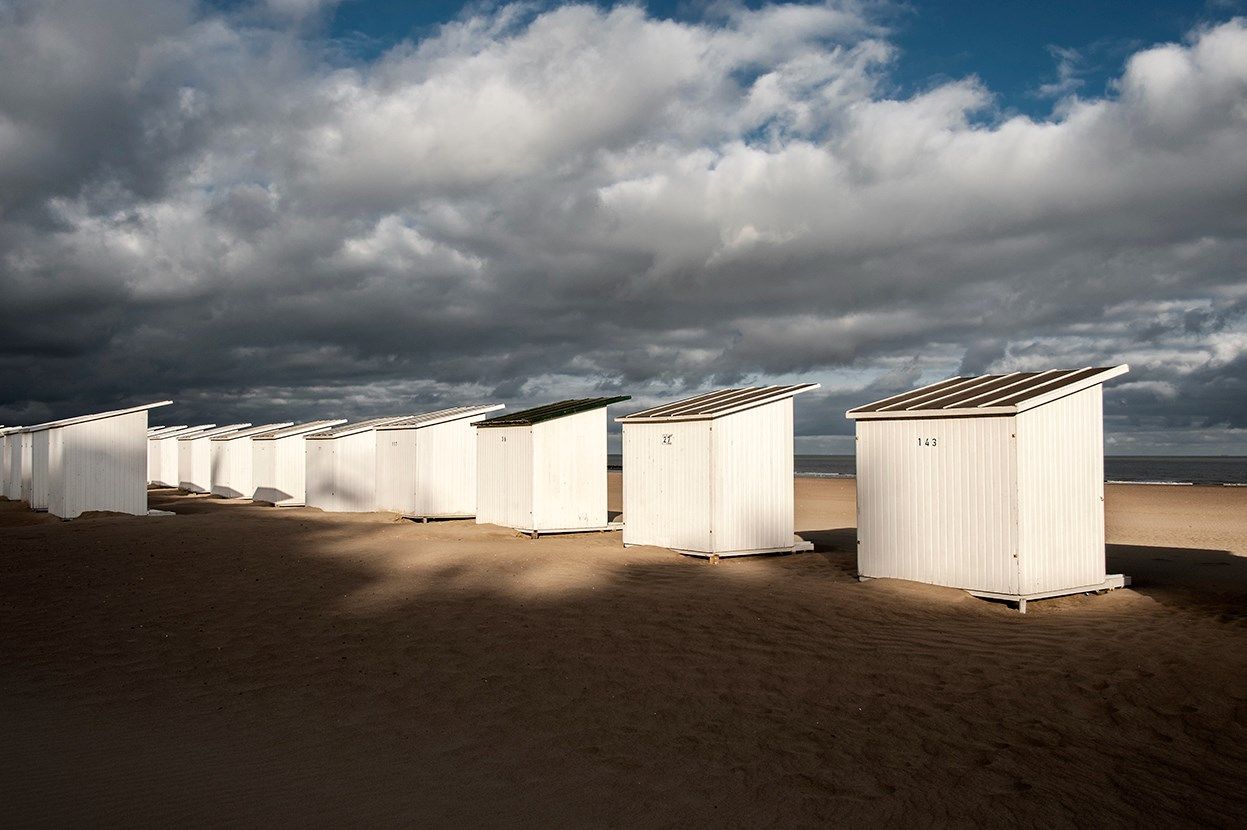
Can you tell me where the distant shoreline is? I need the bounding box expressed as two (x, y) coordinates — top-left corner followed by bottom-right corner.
(607, 454), (1247, 486)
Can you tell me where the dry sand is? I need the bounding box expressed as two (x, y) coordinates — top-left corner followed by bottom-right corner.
(1, 474), (1244, 827)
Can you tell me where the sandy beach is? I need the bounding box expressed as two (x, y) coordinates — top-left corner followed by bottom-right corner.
(1, 474), (1244, 826)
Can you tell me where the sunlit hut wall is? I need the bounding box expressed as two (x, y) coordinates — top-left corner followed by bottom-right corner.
(617, 385), (819, 557)
(304, 417), (410, 512)
(20, 401), (172, 519)
(847, 366), (1131, 611)
(177, 424), (250, 493)
(473, 397), (630, 536)
(145, 425), (186, 483)
(209, 422), (292, 499)
(149, 425), (212, 487)
(374, 404), (505, 519)
(251, 420), (347, 506)
(7, 429), (33, 502)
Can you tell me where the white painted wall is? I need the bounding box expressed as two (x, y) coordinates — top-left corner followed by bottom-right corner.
(154, 434), (184, 488)
(178, 435), (215, 493)
(211, 438), (256, 499)
(710, 398), (795, 554)
(253, 434), (315, 505)
(475, 426), (533, 530)
(531, 408), (608, 532)
(856, 414), (1018, 594)
(375, 416), (485, 517)
(5, 437), (16, 500)
(0, 434), (10, 496)
(622, 399), (795, 555)
(30, 430), (50, 510)
(304, 431), (381, 512)
(47, 410), (149, 519)
(9, 433), (32, 501)
(1016, 386), (1106, 593)
(621, 420), (711, 552)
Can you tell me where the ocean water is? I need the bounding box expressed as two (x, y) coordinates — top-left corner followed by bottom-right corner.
(607, 455), (1247, 485)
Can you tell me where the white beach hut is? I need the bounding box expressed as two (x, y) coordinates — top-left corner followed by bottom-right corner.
(250, 420), (347, 506)
(146, 426), (181, 484)
(375, 404), (505, 520)
(150, 425), (214, 487)
(178, 424), (250, 493)
(847, 365), (1131, 612)
(617, 384), (820, 558)
(474, 397), (630, 537)
(209, 423), (292, 499)
(20, 401), (173, 518)
(304, 417), (410, 512)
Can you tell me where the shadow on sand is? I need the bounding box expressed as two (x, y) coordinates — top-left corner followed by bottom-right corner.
(0, 492), (1244, 826)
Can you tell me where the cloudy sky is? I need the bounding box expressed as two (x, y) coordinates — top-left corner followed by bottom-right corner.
(1, 0), (1245, 453)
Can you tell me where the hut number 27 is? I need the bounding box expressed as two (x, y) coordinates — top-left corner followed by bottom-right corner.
(916, 437), (939, 447)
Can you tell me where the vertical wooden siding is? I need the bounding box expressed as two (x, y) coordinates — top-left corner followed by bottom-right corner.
(1015, 386), (1106, 593)
(531, 408), (607, 532)
(475, 426), (533, 530)
(857, 415), (1018, 594)
(621, 420), (712, 551)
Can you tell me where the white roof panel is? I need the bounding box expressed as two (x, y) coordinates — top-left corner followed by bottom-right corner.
(24, 400), (173, 434)
(377, 404), (505, 431)
(251, 419), (349, 440)
(209, 422), (294, 441)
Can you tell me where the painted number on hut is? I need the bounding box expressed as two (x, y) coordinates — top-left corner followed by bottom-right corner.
(661, 434), (673, 445)
(916, 437), (939, 447)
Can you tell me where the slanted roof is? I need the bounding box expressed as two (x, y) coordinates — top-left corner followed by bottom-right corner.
(377, 404), (505, 431)
(474, 397), (630, 428)
(210, 422), (294, 441)
(306, 416), (411, 440)
(177, 423), (251, 440)
(23, 401), (173, 434)
(149, 425), (188, 436)
(617, 384), (820, 423)
(152, 424), (217, 440)
(252, 419), (349, 440)
(846, 365), (1129, 420)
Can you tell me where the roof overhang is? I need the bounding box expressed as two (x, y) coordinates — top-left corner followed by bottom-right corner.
(24, 401), (174, 433)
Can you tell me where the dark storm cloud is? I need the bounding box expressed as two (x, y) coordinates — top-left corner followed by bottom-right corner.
(0, 1), (1245, 451)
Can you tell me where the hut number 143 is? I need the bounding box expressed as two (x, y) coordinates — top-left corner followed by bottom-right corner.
(917, 437), (938, 447)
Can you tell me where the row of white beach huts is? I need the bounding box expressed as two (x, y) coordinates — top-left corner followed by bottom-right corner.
(1, 365), (1130, 610)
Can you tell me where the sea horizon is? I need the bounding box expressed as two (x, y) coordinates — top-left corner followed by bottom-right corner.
(607, 454), (1247, 486)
